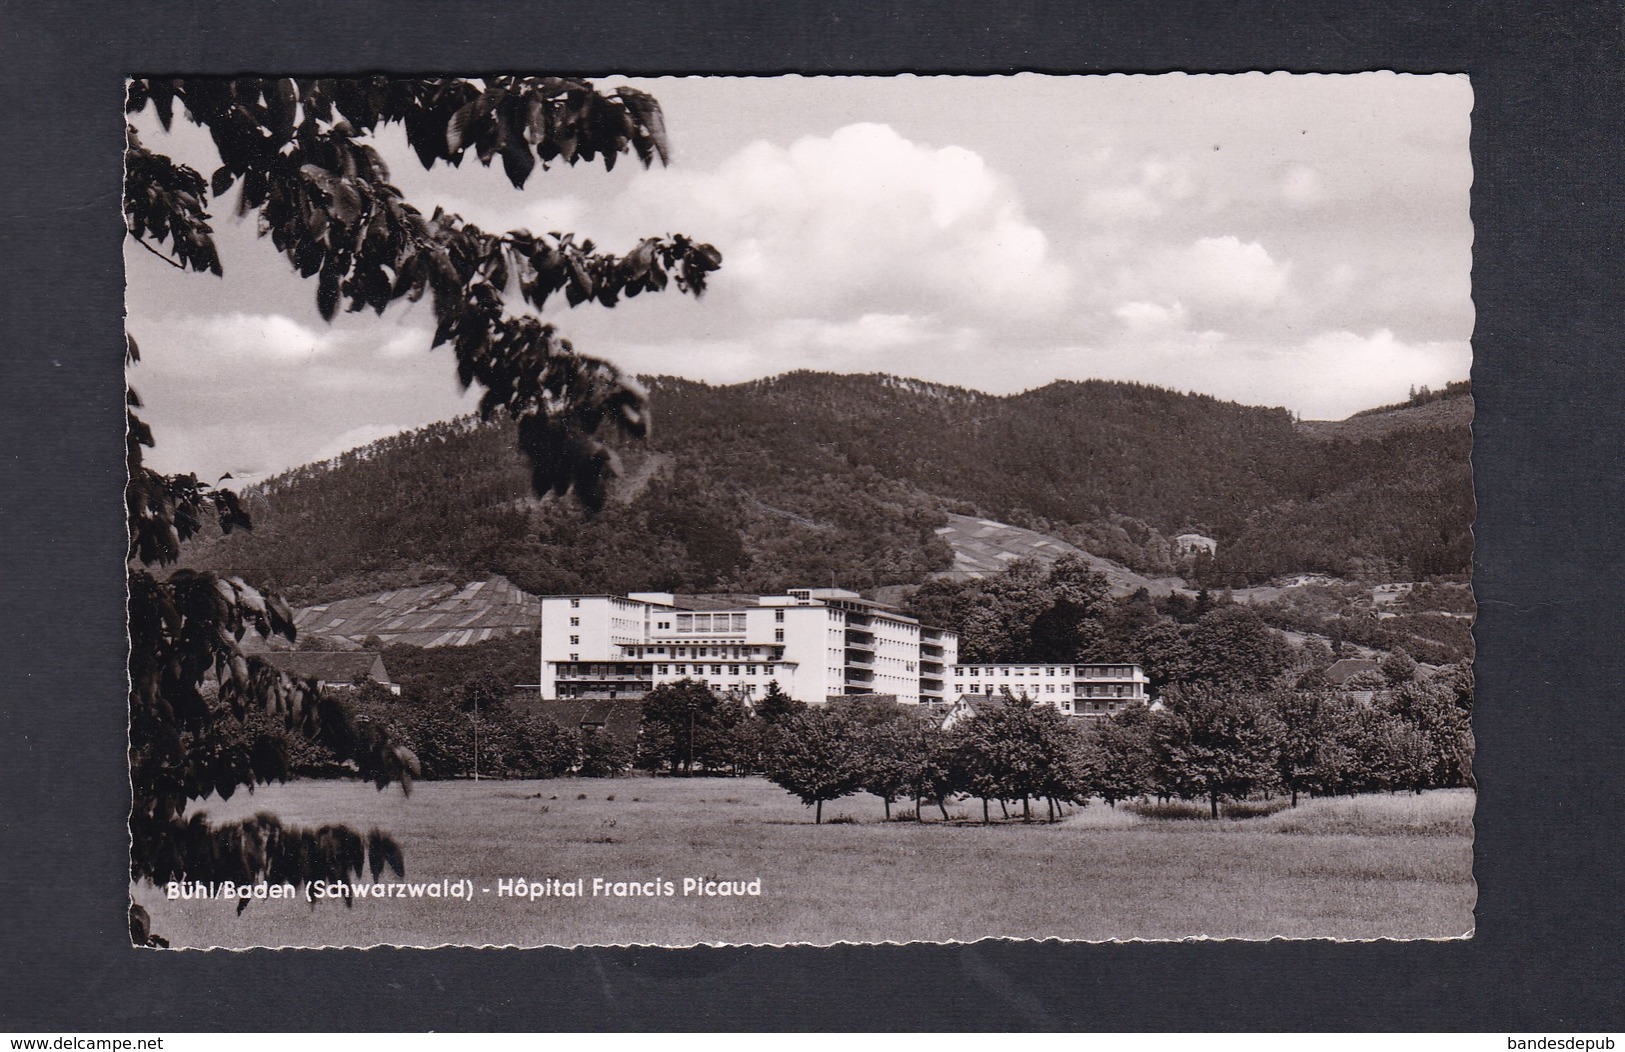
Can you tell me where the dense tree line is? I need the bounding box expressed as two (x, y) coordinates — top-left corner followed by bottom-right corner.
(219, 635), (639, 780)
(218, 679), (640, 782)
(904, 557), (1304, 690)
(759, 677), (1472, 825)
(177, 376), (1473, 604)
(1250, 581), (1474, 666)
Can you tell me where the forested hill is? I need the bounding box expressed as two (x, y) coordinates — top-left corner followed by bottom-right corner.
(181, 372), (1473, 604)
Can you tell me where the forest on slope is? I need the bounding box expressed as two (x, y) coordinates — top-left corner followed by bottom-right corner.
(179, 372), (1473, 604)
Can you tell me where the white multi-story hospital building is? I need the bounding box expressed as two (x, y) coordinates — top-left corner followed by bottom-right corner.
(539, 588), (959, 706)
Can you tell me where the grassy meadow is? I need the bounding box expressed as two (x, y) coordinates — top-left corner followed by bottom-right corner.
(137, 777), (1476, 948)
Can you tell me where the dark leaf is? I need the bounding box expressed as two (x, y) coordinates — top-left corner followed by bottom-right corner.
(446, 99), (479, 156)
(317, 269), (339, 321)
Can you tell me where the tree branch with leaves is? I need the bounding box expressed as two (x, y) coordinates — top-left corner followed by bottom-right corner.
(124, 75), (720, 945)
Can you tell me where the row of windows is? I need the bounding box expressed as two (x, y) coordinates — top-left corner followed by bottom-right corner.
(957, 683), (1073, 695)
(556, 662), (780, 678)
(560, 664), (647, 677)
(615, 645), (781, 660)
(954, 666), (1072, 677)
(675, 612), (749, 634)
(656, 664), (777, 677)
(953, 682), (1143, 696)
(951, 665), (1141, 678)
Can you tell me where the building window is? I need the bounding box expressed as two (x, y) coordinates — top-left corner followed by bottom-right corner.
(774, 609), (784, 623)
(569, 653), (578, 662)
(569, 635), (579, 645)
(1045, 684), (1055, 693)
(763, 664), (774, 675)
(747, 665), (757, 675)
(570, 599), (579, 608)
(570, 617), (579, 627)
(730, 665), (740, 676)
(711, 665), (722, 675)
(674, 664), (687, 674)
(775, 629), (784, 642)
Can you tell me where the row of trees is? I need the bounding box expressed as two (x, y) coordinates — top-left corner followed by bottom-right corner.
(620, 668), (1472, 824)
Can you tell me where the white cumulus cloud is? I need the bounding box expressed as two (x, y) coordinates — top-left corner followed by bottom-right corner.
(616, 122), (1071, 323)
(1159, 235), (1292, 312)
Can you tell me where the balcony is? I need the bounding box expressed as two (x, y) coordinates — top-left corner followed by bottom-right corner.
(845, 646), (875, 667)
(556, 669), (651, 683)
(1077, 688), (1145, 701)
(559, 685), (649, 699)
(845, 628), (875, 646)
(845, 667), (873, 684)
(1077, 666), (1147, 681)
(921, 643), (945, 658)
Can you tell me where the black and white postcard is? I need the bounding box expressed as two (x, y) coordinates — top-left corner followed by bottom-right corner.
(124, 73), (1475, 949)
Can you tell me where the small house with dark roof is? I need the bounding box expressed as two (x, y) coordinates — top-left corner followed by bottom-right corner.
(934, 693), (1012, 729)
(513, 698), (645, 744)
(1324, 657), (1381, 687)
(259, 651), (398, 694)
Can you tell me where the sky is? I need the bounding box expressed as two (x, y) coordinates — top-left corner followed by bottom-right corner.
(125, 73), (1474, 482)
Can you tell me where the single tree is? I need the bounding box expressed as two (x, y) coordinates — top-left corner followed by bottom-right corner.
(947, 697), (1060, 823)
(1088, 703), (1157, 807)
(1379, 647), (1419, 686)
(577, 727), (634, 778)
(1269, 688), (1341, 806)
(905, 721), (959, 822)
(754, 680), (804, 724)
(857, 710), (938, 820)
(1153, 687), (1282, 818)
(1181, 606), (1294, 692)
(637, 679), (726, 774)
(765, 707), (867, 824)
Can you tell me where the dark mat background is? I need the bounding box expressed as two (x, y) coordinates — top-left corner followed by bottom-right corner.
(2, 0), (1620, 1032)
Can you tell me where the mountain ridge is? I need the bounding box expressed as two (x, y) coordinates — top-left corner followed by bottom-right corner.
(181, 371), (1472, 605)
